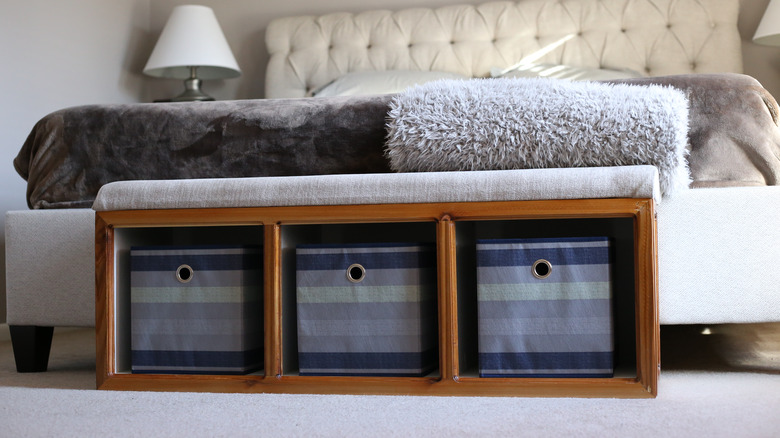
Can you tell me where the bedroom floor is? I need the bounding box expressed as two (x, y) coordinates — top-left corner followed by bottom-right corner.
(3, 322), (778, 389)
(0, 323), (778, 437)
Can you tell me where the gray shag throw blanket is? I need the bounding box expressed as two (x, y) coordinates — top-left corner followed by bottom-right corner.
(385, 78), (690, 197)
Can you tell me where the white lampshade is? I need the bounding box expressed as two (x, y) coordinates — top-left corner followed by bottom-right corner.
(144, 5), (240, 79)
(754, 0), (780, 46)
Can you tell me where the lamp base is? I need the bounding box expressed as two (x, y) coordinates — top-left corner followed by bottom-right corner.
(171, 76), (214, 102)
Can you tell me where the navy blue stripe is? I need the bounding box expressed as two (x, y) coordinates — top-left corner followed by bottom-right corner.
(131, 254), (262, 271)
(132, 347), (263, 369)
(477, 237), (608, 245)
(298, 243), (434, 249)
(479, 352), (613, 370)
(476, 247), (609, 267)
(300, 368), (437, 377)
(131, 244), (261, 251)
(299, 349), (438, 370)
(132, 368), (263, 375)
(479, 373), (613, 378)
(297, 251), (436, 271)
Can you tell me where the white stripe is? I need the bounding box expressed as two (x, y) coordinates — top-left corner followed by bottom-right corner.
(296, 286), (432, 303)
(130, 287), (260, 303)
(478, 282), (612, 301)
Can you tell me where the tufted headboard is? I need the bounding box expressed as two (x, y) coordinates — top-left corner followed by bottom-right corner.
(264, 0), (742, 98)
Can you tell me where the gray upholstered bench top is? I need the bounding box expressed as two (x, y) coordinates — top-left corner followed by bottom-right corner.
(92, 166), (661, 212)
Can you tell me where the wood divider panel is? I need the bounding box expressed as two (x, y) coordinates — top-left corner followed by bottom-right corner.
(437, 216), (458, 382)
(264, 224), (282, 379)
(95, 198), (658, 397)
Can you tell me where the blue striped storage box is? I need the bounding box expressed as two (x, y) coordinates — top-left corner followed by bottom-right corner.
(476, 237), (613, 378)
(130, 245), (263, 375)
(296, 243), (438, 377)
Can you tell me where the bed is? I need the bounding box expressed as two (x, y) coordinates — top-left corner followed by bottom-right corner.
(6, 0), (780, 372)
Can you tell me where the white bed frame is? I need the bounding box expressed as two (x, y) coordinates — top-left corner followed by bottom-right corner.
(264, 0), (742, 97)
(6, 0), (780, 373)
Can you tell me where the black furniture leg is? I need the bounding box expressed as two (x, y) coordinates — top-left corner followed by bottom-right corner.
(9, 325), (54, 372)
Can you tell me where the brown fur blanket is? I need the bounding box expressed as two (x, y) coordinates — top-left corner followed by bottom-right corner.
(609, 73), (780, 188)
(14, 96), (394, 209)
(13, 73), (780, 209)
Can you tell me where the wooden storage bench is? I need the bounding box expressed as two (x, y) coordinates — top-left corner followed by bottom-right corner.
(94, 167), (660, 397)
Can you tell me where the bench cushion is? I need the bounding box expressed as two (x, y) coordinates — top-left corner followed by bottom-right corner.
(93, 166), (660, 212)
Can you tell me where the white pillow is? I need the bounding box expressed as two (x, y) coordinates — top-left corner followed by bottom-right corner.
(311, 70), (467, 97)
(490, 63), (643, 81)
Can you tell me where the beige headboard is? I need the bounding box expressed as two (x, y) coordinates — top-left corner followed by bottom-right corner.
(265, 0), (742, 98)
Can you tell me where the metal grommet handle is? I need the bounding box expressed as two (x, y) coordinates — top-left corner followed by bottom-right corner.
(176, 264), (194, 283)
(346, 263), (366, 283)
(532, 259), (552, 279)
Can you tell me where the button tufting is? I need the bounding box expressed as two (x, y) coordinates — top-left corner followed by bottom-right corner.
(264, 0), (742, 100)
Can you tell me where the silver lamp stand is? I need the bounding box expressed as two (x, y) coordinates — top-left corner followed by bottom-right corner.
(172, 66), (214, 102)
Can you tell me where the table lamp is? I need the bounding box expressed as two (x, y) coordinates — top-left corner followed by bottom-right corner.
(754, 0), (780, 46)
(143, 5), (241, 101)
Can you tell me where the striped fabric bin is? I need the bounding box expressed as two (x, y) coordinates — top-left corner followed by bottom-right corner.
(130, 245), (263, 375)
(296, 243), (438, 377)
(476, 237), (614, 378)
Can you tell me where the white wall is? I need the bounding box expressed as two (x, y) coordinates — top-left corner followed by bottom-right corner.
(1, 0), (779, 325)
(0, 0), (152, 324)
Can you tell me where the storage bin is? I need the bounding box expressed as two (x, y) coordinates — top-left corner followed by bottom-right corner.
(129, 245), (263, 374)
(476, 237), (614, 378)
(296, 242), (438, 376)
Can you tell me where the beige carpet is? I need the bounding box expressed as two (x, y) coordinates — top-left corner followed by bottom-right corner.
(1, 323), (779, 437)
